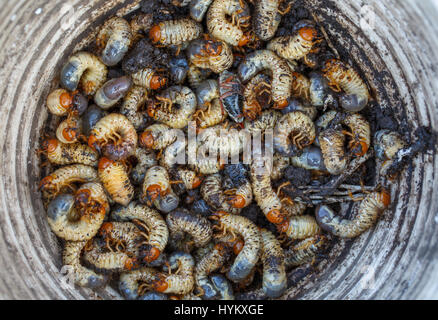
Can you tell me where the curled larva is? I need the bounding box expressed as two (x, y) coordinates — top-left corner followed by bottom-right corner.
(238, 50), (293, 109)
(277, 215), (321, 240)
(120, 86), (149, 131)
(273, 111), (316, 157)
(88, 113), (138, 161)
(139, 123), (177, 151)
(260, 228), (287, 298)
(253, 0), (282, 41)
(111, 202), (169, 263)
(149, 18), (203, 47)
(94, 76), (132, 109)
(319, 129), (348, 175)
(284, 235), (327, 269)
(46, 89), (88, 117)
(187, 37), (233, 74)
(243, 73), (272, 121)
(322, 58), (370, 112)
(201, 174), (241, 214)
(271, 154), (290, 181)
(141, 166), (171, 205)
(187, 64), (212, 88)
(151, 251), (195, 295)
(315, 190), (391, 238)
(244, 110), (281, 134)
(60, 52), (108, 96)
(190, 0), (214, 22)
(147, 86), (197, 129)
(342, 113), (371, 157)
(207, 0), (252, 47)
(290, 71), (311, 102)
(131, 147), (158, 185)
(63, 241), (109, 288)
(40, 138), (98, 167)
(96, 17), (132, 66)
(131, 67), (168, 91)
(56, 116), (82, 144)
(225, 178), (253, 209)
(195, 98), (227, 129)
(119, 267), (158, 300)
(98, 157), (134, 206)
(39, 164), (98, 201)
(47, 182), (109, 241)
(210, 212), (261, 283)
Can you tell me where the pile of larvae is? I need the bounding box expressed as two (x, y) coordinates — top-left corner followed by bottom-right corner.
(39, 0), (409, 300)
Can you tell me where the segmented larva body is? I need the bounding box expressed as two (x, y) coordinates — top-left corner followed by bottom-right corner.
(201, 174), (241, 214)
(187, 38), (233, 74)
(111, 202), (169, 263)
(268, 26), (319, 61)
(238, 50), (293, 109)
(250, 156), (285, 225)
(277, 215), (321, 240)
(197, 125), (244, 158)
(149, 18), (203, 47)
(166, 208), (213, 249)
(159, 139), (187, 169)
(260, 228), (287, 298)
(315, 190), (391, 238)
(176, 168), (203, 190)
(282, 201), (307, 218)
(42, 139), (98, 167)
(253, 0), (282, 41)
(131, 147), (158, 185)
(120, 86), (149, 131)
(56, 116), (82, 144)
(291, 71), (311, 102)
(189, 157), (224, 175)
(274, 111), (316, 157)
(46, 89), (74, 116)
(207, 0), (251, 47)
(374, 130), (407, 173)
(190, 0), (214, 22)
(323, 59), (370, 112)
(319, 129), (348, 175)
(213, 212), (261, 282)
(148, 86), (197, 129)
(119, 267), (158, 300)
(271, 154), (290, 181)
(243, 74), (272, 120)
(152, 252), (195, 295)
(244, 110), (281, 134)
(98, 157), (134, 206)
(196, 98), (227, 128)
(284, 235), (327, 268)
(210, 274), (235, 300)
(39, 164), (98, 201)
(47, 182), (109, 241)
(342, 113), (371, 157)
(142, 166), (171, 204)
(139, 123), (177, 150)
(60, 51), (108, 96)
(89, 113), (138, 161)
(99, 222), (143, 251)
(94, 76), (132, 110)
(131, 67), (168, 91)
(226, 178), (253, 209)
(63, 241), (108, 288)
(96, 17), (132, 66)
(195, 79), (220, 108)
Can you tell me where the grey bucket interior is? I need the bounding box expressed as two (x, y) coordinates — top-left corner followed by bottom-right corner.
(0, 0), (437, 299)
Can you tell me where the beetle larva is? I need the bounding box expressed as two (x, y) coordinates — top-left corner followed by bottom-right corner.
(96, 17), (132, 66)
(60, 52), (108, 96)
(175, 168), (204, 190)
(374, 130), (408, 176)
(142, 166), (171, 205)
(244, 110), (281, 134)
(201, 174), (241, 214)
(225, 178), (253, 209)
(94, 76), (132, 110)
(131, 67), (168, 91)
(253, 0), (282, 41)
(315, 190), (391, 238)
(189, 157), (225, 175)
(187, 37), (234, 74)
(111, 202), (169, 263)
(210, 274), (234, 300)
(284, 235), (327, 269)
(46, 89), (88, 117)
(322, 58), (370, 112)
(149, 18), (203, 47)
(130, 147), (157, 185)
(195, 98), (228, 129)
(243, 73), (272, 120)
(190, 0), (214, 22)
(197, 125), (244, 159)
(195, 79), (220, 108)
(139, 123), (177, 151)
(55, 116), (82, 144)
(290, 146), (327, 171)
(40, 138), (98, 167)
(342, 113), (371, 157)
(238, 50), (293, 109)
(260, 228), (287, 298)
(119, 267), (158, 300)
(282, 200), (307, 218)
(120, 85), (149, 131)
(63, 241), (109, 288)
(277, 215), (321, 240)
(319, 128), (348, 175)
(153, 191), (180, 214)
(98, 157), (134, 206)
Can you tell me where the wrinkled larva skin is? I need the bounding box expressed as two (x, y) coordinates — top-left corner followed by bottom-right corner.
(47, 182), (109, 241)
(190, 0), (214, 22)
(39, 164), (98, 201)
(207, 0), (251, 47)
(210, 274), (234, 300)
(148, 86), (197, 129)
(243, 73), (272, 120)
(63, 241), (109, 288)
(175, 168), (203, 190)
(219, 70), (244, 123)
(189, 157), (224, 175)
(89, 113), (138, 161)
(319, 129), (348, 175)
(150, 18), (203, 47)
(238, 50), (293, 109)
(60, 52), (108, 96)
(131, 67), (168, 91)
(42, 139), (98, 167)
(196, 98), (228, 129)
(187, 38), (233, 74)
(81, 105), (107, 137)
(197, 125), (245, 159)
(290, 71), (311, 102)
(201, 174), (241, 214)
(271, 154), (290, 181)
(213, 213), (261, 283)
(131, 147), (158, 185)
(159, 139), (187, 169)
(290, 146), (327, 171)
(315, 190), (391, 238)
(187, 64), (212, 88)
(140, 123), (177, 150)
(374, 130), (407, 161)
(99, 222), (143, 251)
(97, 17), (133, 67)
(277, 215), (321, 240)
(284, 235), (327, 269)
(274, 111), (316, 157)
(268, 26), (319, 61)
(260, 228), (287, 298)
(282, 201), (307, 218)
(46, 89), (75, 116)
(120, 86), (149, 131)
(343, 113), (371, 157)
(98, 158), (134, 206)
(56, 116), (82, 144)
(166, 208), (213, 250)
(282, 99), (317, 121)
(244, 110), (281, 134)
(142, 166), (171, 205)
(253, 0), (282, 41)
(152, 251), (195, 295)
(94, 76), (132, 109)
(195, 243), (230, 299)
(119, 267), (158, 300)
(111, 202), (169, 263)
(195, 79), (219, 108)
(322, 59), (370, 112)
(250, 156), (284, 225)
